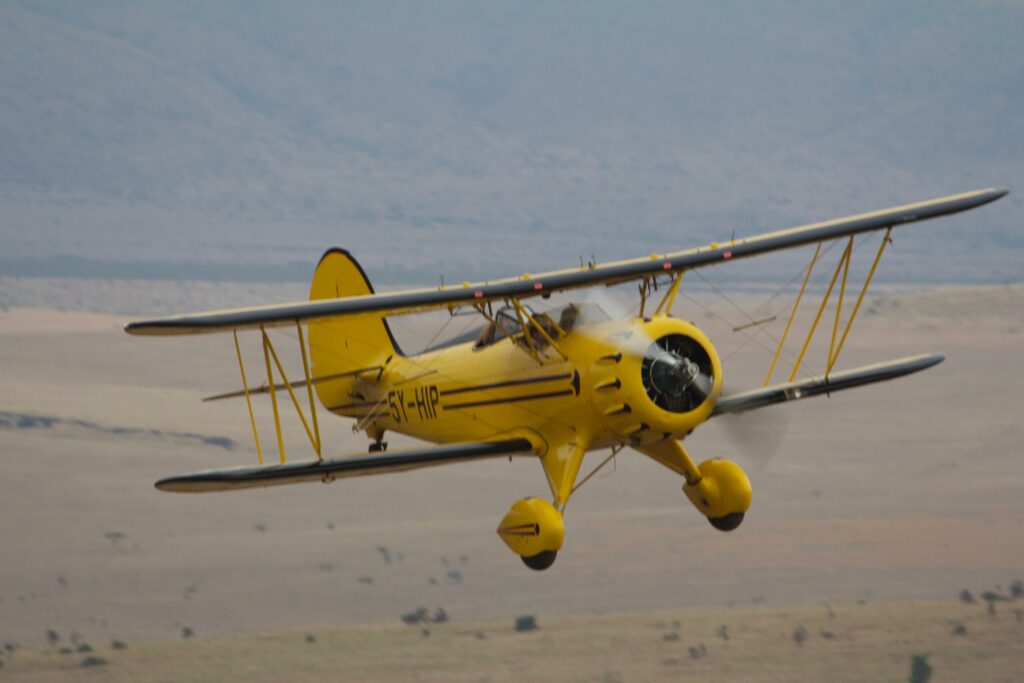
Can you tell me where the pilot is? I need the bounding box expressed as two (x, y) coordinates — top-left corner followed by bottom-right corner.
(558, 304), (580, 334)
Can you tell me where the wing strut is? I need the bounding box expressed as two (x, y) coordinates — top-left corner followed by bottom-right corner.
(827, 227), (891, 374)
(232, 326), (326, 466)
(766, 228), (892, 385)
(233, 330), (263, 464)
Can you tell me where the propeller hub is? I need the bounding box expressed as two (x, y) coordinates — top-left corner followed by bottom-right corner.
(642, 334), (714, 413)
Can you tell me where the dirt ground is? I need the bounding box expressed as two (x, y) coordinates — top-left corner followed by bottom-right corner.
(0, 282), (1021, 680)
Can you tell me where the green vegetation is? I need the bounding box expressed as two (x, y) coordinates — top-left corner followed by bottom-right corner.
(513, 615), (538, 633)
(909, 654), (932, 683)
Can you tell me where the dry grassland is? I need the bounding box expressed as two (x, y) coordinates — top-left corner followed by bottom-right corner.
(1, 600), (1022, 682)
(0, 281), (1021, 681)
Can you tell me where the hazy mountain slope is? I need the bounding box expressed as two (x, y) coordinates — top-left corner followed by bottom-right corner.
(1, 1), (1021, 284)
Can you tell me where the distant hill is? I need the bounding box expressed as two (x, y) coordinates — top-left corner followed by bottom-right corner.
(1, 1), (1021, 285)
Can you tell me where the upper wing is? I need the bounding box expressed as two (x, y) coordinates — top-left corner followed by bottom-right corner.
(155, 438), (535, 492)
(710, 353), (944, 417)
(125, 188), (1006, 336)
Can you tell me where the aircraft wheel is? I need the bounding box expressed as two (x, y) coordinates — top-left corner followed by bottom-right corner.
(521, 550), (557, 571)
(708, 511), (745, 532)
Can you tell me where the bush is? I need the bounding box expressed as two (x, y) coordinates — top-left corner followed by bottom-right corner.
(401, 608), (428, 625)
(981, 591), (1008, 616)
(514, 615), (538, 632)
(80, 656), (108, 668)
(909, 654), (932, 683)
(792, 625), (807, 646)
(46, 629), (60, 646)
(959, 589), (975, 604)
(111, 640), (127, 650)
(1010, 579), (1023, 599)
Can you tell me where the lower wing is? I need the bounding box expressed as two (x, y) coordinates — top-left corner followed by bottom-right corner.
(711, 353), (943, 416)
(156, 438), (535, 492)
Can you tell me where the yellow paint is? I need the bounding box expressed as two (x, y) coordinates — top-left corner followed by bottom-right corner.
(233, 330), (263, 464)
(296, 321), (322, 460)
(131, 188), (1011, 567)
(497, 497), (565, 558)
(307, 251), (400, 412)
(682, 458), (752, 520)
(264, 328), (320, 456)
(788, 239), (852, 382)
(261, 328), (286, 464)
(541, 440), (588, 508)
(828, 228), (891, 374)
(765, 243), (820, 386)
(827, 237), (853, 371)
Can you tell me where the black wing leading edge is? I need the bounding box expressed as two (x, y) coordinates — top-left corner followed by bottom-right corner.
(156, 438), (535, 492)
(124, 189), (1008, 336)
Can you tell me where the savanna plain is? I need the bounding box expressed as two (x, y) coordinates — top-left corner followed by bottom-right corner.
(0, 279), (1021, 682)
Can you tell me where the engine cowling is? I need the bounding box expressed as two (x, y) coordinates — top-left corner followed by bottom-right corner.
(589, 317), (722, 446)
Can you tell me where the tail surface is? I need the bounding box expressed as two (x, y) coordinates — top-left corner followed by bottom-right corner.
(308, 249), (401, 407)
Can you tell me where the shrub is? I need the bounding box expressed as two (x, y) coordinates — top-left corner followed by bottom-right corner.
(80, 656), (107, 668)
(401, 608), (428, 625)
(514, 615), (538, 632)
(959, 589), (975, 604)
(792, 625), (807, 646)
(981, 591), (1008, 616)
(909, 654), (932, 683)
(111, 640), (127, 650)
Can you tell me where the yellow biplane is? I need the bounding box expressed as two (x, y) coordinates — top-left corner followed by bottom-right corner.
(126, 188), (1006, 570)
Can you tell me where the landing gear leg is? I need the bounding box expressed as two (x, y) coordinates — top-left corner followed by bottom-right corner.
(368, 440), (388, 453)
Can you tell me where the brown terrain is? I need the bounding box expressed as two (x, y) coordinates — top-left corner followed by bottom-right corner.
(0, 281), (1021, 681)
